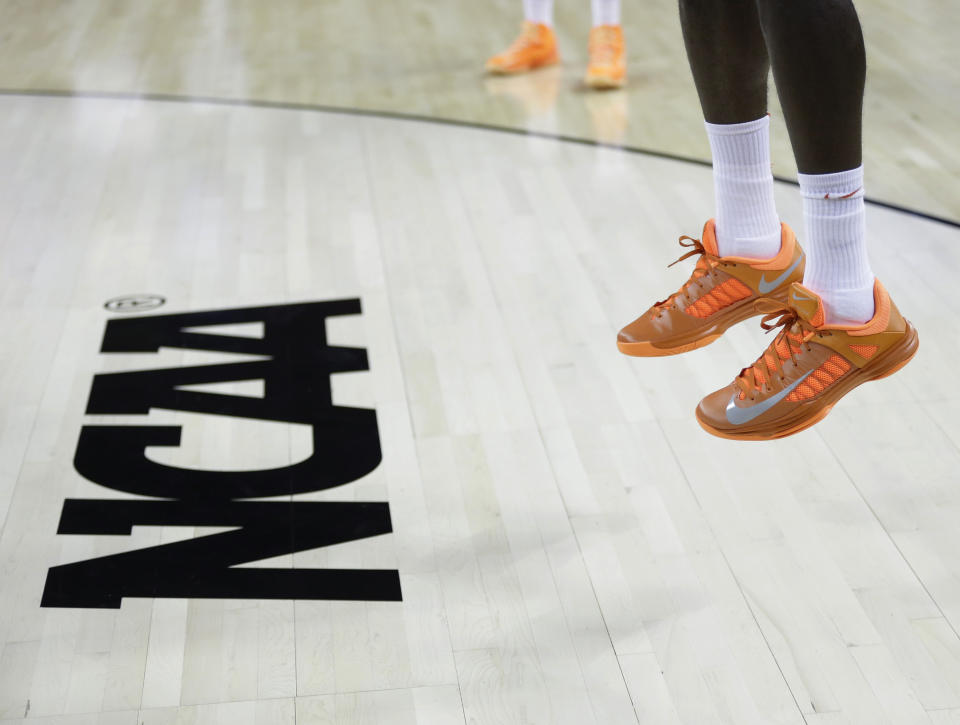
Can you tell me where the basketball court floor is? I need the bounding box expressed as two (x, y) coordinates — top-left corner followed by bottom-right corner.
(1, 2), (959, 724)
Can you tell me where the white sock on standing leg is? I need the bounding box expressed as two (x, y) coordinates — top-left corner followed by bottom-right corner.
(523, 0), (553, 25)
(798, 166), (875, 325)
(591, 0), (621, 26)
(705, 115), (782, 260)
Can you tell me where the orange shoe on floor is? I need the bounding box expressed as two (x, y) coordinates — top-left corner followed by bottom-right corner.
(585, 25), (626, 88)
(696, 280), (919, 440)
(486, 22), (560, 75)
(617, 219), (805, 357)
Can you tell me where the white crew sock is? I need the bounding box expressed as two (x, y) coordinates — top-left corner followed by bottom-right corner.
(591, 0), (621, 26)
(705, 116), (782, 260)
(798, 165), (875, 325)
(523, 0), (553, 25)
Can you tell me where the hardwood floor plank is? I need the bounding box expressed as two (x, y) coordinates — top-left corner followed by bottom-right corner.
(0, 90), (955, 723)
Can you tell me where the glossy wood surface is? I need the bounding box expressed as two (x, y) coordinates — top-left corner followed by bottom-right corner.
(0, 3), (958, 724)
(0, 0), (957, 221)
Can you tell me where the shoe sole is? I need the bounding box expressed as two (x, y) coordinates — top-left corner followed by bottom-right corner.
(486, 58), (560, 75)
(696, 320), (920, 441)
(617, 296), (786, 357)
(616, 333), (722, 357)
(585, 75), (625, 89)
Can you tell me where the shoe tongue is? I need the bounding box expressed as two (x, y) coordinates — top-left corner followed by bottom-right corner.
(700, 219), (720, 257)
(787, 283), (826, 326)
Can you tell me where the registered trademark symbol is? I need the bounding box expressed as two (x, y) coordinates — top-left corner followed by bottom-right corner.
(104, 295), (166, 313)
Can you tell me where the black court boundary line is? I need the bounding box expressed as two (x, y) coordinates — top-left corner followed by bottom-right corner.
(3, 87), (958, 231)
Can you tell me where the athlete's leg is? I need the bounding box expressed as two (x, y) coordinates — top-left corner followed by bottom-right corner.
(678, 0), (768, 124)
(678, 0), (781, 259)
(755, 0), (863, 173)
(757, 0), (872, 324)
(524, 0), (553, 26)
(591, 0), (620, 26)
(586, 0), (626, 88)
(617, 0), (804, 358)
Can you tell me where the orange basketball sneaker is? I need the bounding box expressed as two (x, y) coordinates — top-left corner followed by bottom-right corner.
(486, 22), (560, 75)
(617, 219), (805, 357)
(696, 280), (919, 440)
(585, 25), (626, 88)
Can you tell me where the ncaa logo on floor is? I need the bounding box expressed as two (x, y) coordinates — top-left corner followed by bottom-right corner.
(41, 299), (401, 609)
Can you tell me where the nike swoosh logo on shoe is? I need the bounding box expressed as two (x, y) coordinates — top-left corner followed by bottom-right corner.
(725, 369), (813, 426)
(757, 252), (804, 294)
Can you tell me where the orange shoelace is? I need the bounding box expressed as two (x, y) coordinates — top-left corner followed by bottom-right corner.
(651, 236), (718, 318)
(735, 310), (817, 400)
(589, 27), (621, 64)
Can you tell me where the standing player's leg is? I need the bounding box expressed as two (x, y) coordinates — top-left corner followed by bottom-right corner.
(695, 0), (918, 440)
(524, 0), (554, 27)
(617, 0), (804, 358)
(486, 0), (560, 75)
(585, 0), (626, 88)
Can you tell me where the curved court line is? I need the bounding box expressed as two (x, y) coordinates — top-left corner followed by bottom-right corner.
(2, 87), (957, 231)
